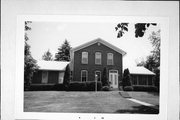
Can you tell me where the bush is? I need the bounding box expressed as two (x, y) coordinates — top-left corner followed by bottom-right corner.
(124, 86), (133, 91)
(28, 84), (55, 91)
(53, 84), (65, 91)
(68, 82), (87, 91)
(101, 86), (111, 91)
(86, 81), (102, 91)
(133, 85), (158, 92)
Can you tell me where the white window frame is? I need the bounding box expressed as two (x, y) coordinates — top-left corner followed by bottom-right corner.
(95, 52), (102, 65)
(107, 53), (114, 65)
(81, 52), (88, 64)
(81, 70), (88, 82)
(95, 71), (101, 81)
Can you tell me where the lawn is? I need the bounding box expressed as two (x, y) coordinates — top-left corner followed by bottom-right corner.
(127, 92), (159, 106)
(24, 91), (159, 114)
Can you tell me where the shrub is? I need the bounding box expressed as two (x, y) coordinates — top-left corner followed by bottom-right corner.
(133, 85), (158, 92)
(68, 82), (87, 91)
(124, 86), (133, 91)
(28, 84), (55, 91)
(86, 81), (102, 91)
(63, 64), (71, 89)
(122, 68), (132, 89)
(102, 67), (109, 86)
(101, 86), (111, 91)
(53, 84), (65, 91)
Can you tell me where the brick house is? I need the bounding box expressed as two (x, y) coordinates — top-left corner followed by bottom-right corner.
(69, 38), (126, 88)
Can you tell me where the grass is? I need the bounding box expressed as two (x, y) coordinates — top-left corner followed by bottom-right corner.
(24, 91), (159, 114)
(127, 92), (159, 106)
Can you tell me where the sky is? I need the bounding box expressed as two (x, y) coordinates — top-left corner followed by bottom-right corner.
(27, 22), (160, 67)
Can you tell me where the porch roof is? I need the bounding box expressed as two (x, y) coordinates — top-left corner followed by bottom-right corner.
(37, 60), (69, 71)
(124, 66), (155, 75)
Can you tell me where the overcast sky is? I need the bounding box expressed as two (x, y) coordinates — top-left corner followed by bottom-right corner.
(27, 22), (160, 67)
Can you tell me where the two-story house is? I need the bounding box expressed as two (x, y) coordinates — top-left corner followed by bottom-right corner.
(70, 38), (126, 89)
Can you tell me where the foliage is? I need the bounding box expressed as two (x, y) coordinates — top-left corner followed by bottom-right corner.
(122, 68), (132, 90)
(68, 82), (102, 91)
(116, 23), (157, 38)
(42, 49), (53, 61)
(124, 86), (133, 91)
(53, 84), (66, 91)
(86, 81), (102, 91)
(101, 86), (111, 91)
(68, 82), (87, 91)
(133, 85), (158, 92)
(24, 21), (39, 89)
(149, 30), (160, 67)
(136, 30), (160, 91)
(63, 64), (71, 89)
(102, 67), (109, 86)
(55, 39), (71, 61)
(28, 84), (55, 91)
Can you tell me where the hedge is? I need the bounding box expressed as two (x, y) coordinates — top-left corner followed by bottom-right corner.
(133, 85), (158, 92)
(124, 86), (133, 91)
(28, 84), (55, 91)
(101, 86), (111, 91)
(68, 81), (102, 91)
(26, 81), (103, 91)
(68, 82), (87, 91)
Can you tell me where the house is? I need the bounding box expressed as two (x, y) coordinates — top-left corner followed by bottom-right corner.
(124, 66), (155, 86)
(32, 60), (69, 84)
(70, 38), (126, 89)
(31, 38), (156, 90)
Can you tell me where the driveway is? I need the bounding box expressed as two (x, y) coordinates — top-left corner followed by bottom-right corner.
(24, 91), (159, 114)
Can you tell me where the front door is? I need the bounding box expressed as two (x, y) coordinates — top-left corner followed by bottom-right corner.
(109, 70), (118, 88)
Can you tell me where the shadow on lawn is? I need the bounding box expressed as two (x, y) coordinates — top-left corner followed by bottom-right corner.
(115, 105), (159, 114)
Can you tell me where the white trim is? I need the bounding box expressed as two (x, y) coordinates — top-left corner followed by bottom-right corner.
(81, 70), (88, 82)
(107, 53), (114, 65)
(109, 70), (118, 88)
(72, 38), (126, 56)
(95, 52), (102, 65)
(95, 70), (101, 81)
(81, 52), (88, 64)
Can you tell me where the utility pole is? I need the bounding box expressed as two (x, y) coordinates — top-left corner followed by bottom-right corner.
(95, 74), (98, 92)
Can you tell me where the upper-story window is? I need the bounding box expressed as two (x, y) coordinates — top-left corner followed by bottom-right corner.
(82, 52), (88, 64)
(95, 52), (102, 65)
(107, 53), (114, 65)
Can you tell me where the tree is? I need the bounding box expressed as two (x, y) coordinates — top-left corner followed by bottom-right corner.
(136, 30), (160, 91)
(55, 39), (71, 61)
(24, 21), (39, 89)
(115, 23), (157, 38)
(102, 67), (109, 86)
(63, 64), (71, 89)
(149, 30), (160, 67)
(42, 49), (53, 61)
(122, 68), (132, 90)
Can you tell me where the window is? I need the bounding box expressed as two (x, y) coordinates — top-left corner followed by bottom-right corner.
(95, 71), (101, 81)
(42, 71), (48, 84)
(81, 70), (88, 82)
(82, 52), (88, 64)
(95, 52), (102, 64)
(107, 53), (114, 65)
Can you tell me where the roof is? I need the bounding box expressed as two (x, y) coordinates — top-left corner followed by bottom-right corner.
(71, 38), (127, 56)
(37, 60), (69, 71)
(124, 66), (155, 75)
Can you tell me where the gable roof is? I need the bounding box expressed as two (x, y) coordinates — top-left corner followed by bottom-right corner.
(37, 60), (69, 71)
(124, 66), (155, 75)
(71, 38), (127, 56)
